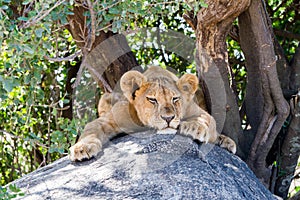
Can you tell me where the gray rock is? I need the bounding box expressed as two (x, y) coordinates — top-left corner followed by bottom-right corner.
(12, 131), (275, 200)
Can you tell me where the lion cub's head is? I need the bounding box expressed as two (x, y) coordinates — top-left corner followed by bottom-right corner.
(120, 67), (198, 130)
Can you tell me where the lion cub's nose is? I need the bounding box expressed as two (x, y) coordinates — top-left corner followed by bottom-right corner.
(161, 115), (175, 124)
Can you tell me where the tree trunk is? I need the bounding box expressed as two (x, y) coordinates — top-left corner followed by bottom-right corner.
(184, 0), (250, 157)
(274, 44), (300, 198)
(275, 91), (300, 198)
(62, 60), (81, 120)
(66, 5), (139, 91)
(289, 190), (300, 200)
(239, 0), (290, 187)
(290, 44), (300, 91)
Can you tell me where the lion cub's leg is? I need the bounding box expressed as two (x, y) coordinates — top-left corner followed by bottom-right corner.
(180, 114), (218, 144)
(216, 134), (236, 154)
(69, 115), (120, 161)
(179, 114), (236, 154)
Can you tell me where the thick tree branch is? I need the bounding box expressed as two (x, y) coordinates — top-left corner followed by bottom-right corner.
(274, 29), (300, 41)
(189, 0), (250, 157)
(66, 2), (139, 91)
(275, 91), (300, 198)
(239, 0), (290, 187)
(86, 0), (96, 52)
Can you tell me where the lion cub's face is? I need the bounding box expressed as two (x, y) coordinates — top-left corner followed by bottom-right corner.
(133, 81), (182, 130)
(120, 68), (198, 131)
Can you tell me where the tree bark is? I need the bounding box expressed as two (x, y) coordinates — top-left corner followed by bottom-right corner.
(289, 190), (300, 200)
(274, 44), (300, 198)
(66, 4), (139, 91)
(239, 0), (290, 186)
(275, 91), (300, 198)
(239, 2), (299, 197)
(184, 0), (250, 157)
(290, 44), (300, 91)
(62, 60), (81, 120)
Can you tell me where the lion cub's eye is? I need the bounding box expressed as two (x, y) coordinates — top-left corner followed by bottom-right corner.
(147, 97), (157, 104)
(172, 97), (180, 103)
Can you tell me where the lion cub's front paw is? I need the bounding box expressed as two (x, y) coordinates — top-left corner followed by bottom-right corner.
(180, 120), (210, 143)
(218, 134), (236, 154)
(69, 139), (102, 161)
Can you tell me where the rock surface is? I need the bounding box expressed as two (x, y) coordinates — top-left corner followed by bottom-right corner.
(12, 131), (275, 200)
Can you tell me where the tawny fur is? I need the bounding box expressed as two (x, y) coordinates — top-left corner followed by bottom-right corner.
(69, 66), (236, 161)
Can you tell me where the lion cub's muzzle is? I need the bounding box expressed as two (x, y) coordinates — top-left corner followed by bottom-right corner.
(158, 114), (179, 130)
(161, 115), (175, 125)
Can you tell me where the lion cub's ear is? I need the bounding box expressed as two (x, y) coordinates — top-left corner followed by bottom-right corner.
(177, 74), (198, 95)
(120, 71), (146, 101)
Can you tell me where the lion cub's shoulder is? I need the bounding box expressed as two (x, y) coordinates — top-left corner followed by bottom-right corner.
(98, 93), (126, 117)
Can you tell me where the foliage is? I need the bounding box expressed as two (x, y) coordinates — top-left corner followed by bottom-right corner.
(128, 6), (196, 74)
(0, 0), (79, 185)
(0, 184), (24, 200)
(267, 0), (300, 60)
(0, 0), (207, 186)
(0, 1), (299, 199)
(227, 37), (246, 106)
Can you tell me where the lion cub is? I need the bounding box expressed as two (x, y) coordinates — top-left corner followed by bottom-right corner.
(69, 66), (236, 161)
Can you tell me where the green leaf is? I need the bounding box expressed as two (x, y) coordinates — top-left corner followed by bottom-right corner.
(17, 16), (29, 21)
(22, 0), (31, 5)
(103, 13), (114, 21)
(60, 16), (68, 25)
(63, 99), (70, 104)
(23, 73), (31, 84)
(48, 147), (55, 153)
(3, 78), (18, 93)
(109, 7), (120, 14)
(1, 5), (9, 10)
(58, 148), (65, 154)
(35, 28), (44, 38)
(23, 45), (34, 54)
(9, 184), (21, 193)
(200, 1), (208, 8)
(33, 69), (41, 82)
(52, 108), (57, 116)
(66, 11), (74, 15)
(42, 42), (52, 49)
(19, 192), (25, 196)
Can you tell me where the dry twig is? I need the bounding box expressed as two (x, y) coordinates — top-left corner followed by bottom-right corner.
(44, 50), (82, 62)
(86, 0), (96, 52)
(21, 0), (66, 28)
